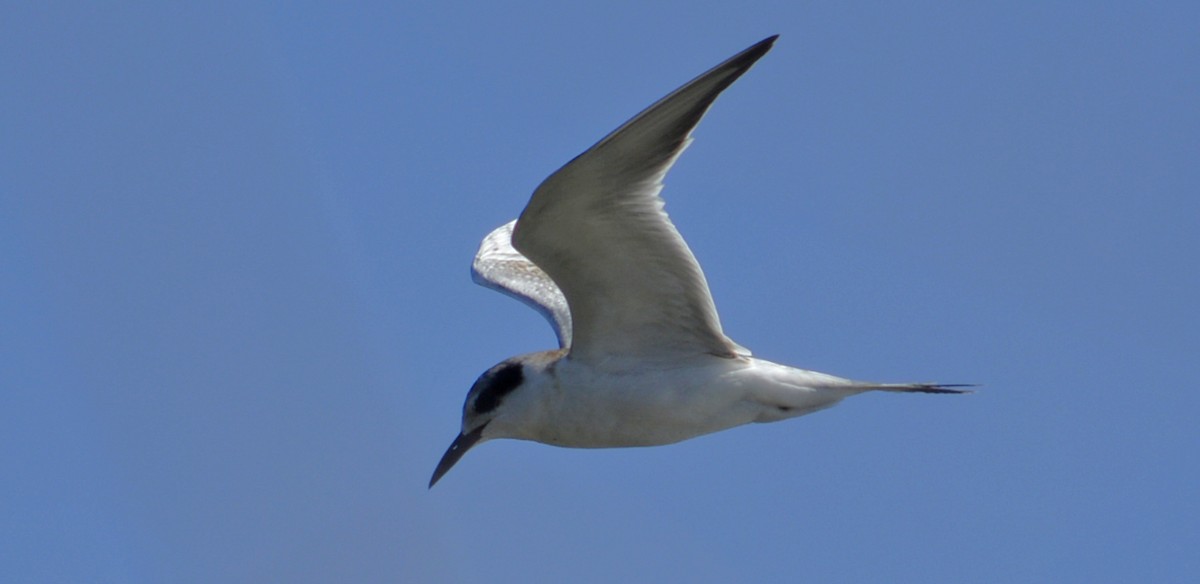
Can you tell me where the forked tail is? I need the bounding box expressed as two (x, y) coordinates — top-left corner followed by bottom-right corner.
(867, 383), (976, 394)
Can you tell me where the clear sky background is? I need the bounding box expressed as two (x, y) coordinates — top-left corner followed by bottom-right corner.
(3, 2), (1197, 582)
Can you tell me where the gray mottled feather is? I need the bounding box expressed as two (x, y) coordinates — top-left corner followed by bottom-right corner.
(472, 220), (573, 348)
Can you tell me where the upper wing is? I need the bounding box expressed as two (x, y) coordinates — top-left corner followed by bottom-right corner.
(472, 220), (572, 349)
(512, 36), (775, 365)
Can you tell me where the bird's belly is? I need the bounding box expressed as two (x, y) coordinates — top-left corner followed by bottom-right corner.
(534, 374), (760, 448)
(526, 358), (856, 448)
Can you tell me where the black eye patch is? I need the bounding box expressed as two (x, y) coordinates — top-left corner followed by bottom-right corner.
(473, 362), (524, 414)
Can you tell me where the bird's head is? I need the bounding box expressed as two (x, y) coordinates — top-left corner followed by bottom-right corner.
(429, 357), (533, 488)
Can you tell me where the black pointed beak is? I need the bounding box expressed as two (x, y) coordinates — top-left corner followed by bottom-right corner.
(429, 424), (486, 488)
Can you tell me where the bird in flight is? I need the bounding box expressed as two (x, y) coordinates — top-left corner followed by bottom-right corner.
(431, 35), (970, 488)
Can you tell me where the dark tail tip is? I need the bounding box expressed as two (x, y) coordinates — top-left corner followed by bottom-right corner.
(908, 383), (977, 394)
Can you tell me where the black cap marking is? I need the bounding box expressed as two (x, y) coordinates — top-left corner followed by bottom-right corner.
(473, 362), (524, 414)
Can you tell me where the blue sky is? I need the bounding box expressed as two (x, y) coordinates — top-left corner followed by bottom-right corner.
(3, 2), (1197, 582)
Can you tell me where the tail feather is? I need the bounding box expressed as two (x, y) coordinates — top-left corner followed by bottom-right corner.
(867, 383), (976, 395)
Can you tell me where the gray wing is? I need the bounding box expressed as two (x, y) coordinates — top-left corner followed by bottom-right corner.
(471, 220), (572, 349)
(511, 36), (774, 364)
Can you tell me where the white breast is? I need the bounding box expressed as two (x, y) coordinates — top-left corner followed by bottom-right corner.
(519, 356), (857, 448)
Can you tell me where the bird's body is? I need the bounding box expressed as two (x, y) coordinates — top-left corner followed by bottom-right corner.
(431, 35), (969, 487)
(489, 352), (864, 449)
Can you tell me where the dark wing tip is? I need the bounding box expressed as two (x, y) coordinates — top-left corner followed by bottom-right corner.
(716, 35), (779, 80)
(744, 35), (780, 60)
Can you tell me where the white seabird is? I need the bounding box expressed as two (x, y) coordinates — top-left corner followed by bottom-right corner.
(431, 35), (970, 488)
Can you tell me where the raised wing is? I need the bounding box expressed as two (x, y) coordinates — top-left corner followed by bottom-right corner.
(512, 36), (775, 365)
(472, 220), (572, 349)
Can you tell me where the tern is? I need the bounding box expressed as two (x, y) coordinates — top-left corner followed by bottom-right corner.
(431, 35), (970, 488)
